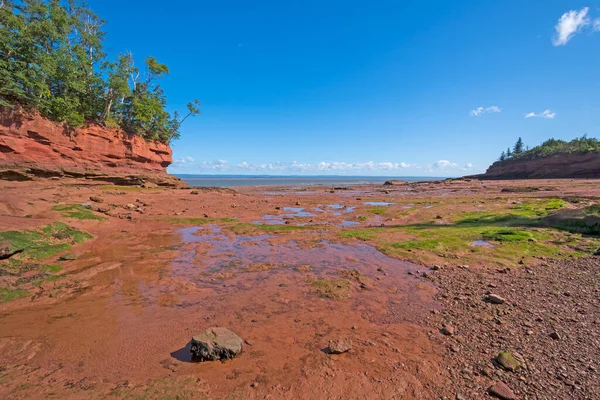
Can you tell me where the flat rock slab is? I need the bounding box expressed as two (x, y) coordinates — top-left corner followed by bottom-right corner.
(190, 327), (243, 362)
(488, 381), (518, 400)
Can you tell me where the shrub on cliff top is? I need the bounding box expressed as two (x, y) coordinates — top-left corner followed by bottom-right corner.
(0, 1), (199, 143)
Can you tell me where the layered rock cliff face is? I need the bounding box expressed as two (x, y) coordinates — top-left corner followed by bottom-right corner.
(0, 109), (185, 186)
(474, 152), (600, 180)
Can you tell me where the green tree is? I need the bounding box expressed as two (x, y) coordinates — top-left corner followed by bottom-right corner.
(513, 137), (524, 155)
(506, 147), (512, 158)
(0, 0), (198, 143)
(499, 151), (506, 161)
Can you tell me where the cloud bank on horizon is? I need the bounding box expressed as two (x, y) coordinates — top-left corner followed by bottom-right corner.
(169, 157), (475, 176)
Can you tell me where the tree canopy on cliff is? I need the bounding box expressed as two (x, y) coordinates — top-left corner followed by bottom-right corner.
(493, 136), (600, 167)
(0, 0), (199, 143)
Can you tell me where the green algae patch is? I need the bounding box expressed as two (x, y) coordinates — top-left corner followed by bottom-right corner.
(39, 264), (63, 273)
(309, 277), (351, 299)
(0, 288), (30, 303)
(339, 228), (378, 241)
(229, 223), (311, 235)
(482, 229), (533, 242)
(0, 222), (92, 262)
(52, 204), (106, 221)
(367, 207), (387, 215)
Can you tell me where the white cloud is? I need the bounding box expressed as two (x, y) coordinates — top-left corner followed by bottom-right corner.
(553, 7), (590, 46)
(525, 109), (556, 119)
(430, 160), (459, 170)
(594, 18), (600, 31)
(172, 156), (196, 167)
(470, 105), (501, 117)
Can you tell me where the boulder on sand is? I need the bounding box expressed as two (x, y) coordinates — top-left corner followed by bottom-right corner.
(190, 327), (243, 362)
(0, 241), (22, 260)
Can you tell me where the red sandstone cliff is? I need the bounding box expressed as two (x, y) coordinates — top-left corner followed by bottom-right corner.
(472, 152), (600, 180)
(0, 108), (185, 186)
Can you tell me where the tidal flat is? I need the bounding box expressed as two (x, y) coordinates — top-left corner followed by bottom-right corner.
(0, 178), (599, 399)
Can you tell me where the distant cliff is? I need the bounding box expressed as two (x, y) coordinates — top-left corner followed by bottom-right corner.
(472, 152), (600, 180)
(0, 108), (185, 187)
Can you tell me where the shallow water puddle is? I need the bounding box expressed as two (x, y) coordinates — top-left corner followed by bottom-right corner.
(259, 206), (315, 224)
(0, 224), (440, 399)
(364, 201), (395, 206)
(172, 225), (426, 289)
(471, 239), (495, 247)
(339, 220), (360, 227)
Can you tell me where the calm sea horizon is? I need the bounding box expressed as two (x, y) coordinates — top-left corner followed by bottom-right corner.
(174, 174), (448, 188)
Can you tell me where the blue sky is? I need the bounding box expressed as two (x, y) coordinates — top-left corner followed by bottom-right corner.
(88, 1), (600, 176)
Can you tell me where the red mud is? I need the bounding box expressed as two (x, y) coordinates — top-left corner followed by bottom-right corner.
(1, 178), (599, 399)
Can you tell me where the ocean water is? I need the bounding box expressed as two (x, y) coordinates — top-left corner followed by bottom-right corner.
(175, 175), (446, 188)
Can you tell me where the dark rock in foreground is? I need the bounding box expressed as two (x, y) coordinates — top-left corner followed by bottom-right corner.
(190, 327), (243, 362)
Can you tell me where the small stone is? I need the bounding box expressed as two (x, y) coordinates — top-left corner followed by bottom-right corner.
(59, 253), (77, 261)
(327, 339), (352, 354)
(496, 351), (521, 371)
(191, 190), (199, 195)
(440, 325), (455, 336)
(549, 331), (561, 341)
(89, 196), (104, 203)
(488, 381), (518, 400)
(486, 294), (506, 304)
(80, 202), (93, 209)
(125, 203), (137, 210)
(190, 327), (243, 362)
(0, 241), (22, 260)
(142, 182), (158, 188)
(431, 265), (441, 271)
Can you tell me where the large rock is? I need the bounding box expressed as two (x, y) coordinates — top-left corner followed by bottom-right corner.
(0, 241), (22, 260)
(327, 339), (352, 354)
(190, 327), (243, 362)
(496, 351), (521, 371)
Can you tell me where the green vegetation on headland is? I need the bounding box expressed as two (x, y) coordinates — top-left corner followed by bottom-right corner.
(0, 1), (199, 143)
(493, 136), (600, 166)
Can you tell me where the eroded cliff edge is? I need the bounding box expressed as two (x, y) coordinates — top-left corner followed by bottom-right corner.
(0, 108), (186, 187)
(471, 152), (600, 180)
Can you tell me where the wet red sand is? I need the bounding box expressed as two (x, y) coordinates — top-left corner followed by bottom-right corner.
(1, 178), (599, 399)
